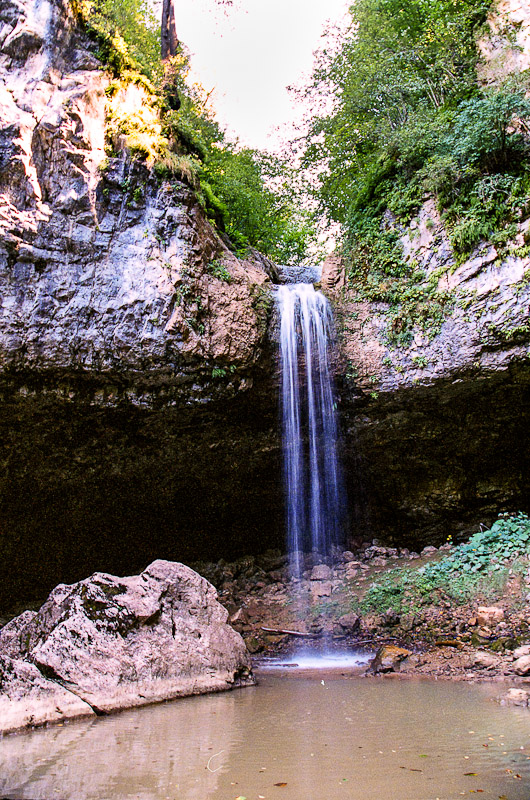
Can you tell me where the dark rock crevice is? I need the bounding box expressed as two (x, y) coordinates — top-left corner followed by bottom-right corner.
(0, 356), (283, 608)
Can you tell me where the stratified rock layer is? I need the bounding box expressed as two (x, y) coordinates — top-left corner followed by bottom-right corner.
(318, 3), (530, 546)
(0, 560), (252, 733)
(0, 0), (273, 388)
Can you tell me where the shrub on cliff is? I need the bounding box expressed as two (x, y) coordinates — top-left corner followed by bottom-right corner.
(297, 0), (530, 338)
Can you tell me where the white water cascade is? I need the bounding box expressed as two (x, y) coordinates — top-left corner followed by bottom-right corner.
(278, 283), (345, 577)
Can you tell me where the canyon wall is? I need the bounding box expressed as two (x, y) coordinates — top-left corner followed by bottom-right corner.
(319, 1), (530, 546)
(2, 0), (530, 605)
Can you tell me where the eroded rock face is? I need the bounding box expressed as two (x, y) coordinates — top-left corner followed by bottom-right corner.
(0, 0), (282, 604)
(0, 560), (252, 733)
(322, 200), (530, 398)
(478, 0), (530, 83)
(0, 0), (273, 390)
(322, 199), (530, 544)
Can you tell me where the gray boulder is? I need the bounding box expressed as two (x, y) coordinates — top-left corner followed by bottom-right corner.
(0, 560), (252, 733)
(499, 688), (530, 707)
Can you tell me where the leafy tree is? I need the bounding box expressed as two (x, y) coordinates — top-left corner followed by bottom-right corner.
(76, 0), (161, 79)
(299, 0), (492, 224)
(451, 90), (530, 172)
(295, 0), (530, 340)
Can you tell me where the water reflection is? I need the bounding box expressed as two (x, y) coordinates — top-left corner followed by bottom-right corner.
(0, 689), (241, 799)
(1, 675), (529, 800)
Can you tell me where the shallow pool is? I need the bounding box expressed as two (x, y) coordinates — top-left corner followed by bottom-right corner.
(1, 670), (529, 800)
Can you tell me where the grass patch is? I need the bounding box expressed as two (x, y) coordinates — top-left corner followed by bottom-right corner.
(360, 513), (530, 614)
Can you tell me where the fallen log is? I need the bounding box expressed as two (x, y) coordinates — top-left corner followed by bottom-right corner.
(261, 627), (318, 638)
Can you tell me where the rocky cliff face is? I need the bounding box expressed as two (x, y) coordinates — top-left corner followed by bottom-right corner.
(0, 0), (274, 391)
(323, 200), (530, 545)
(0, 0), (282, 605)
(318, 1), (530, 547)
(3, 0), (530, 606)
(478, 0), (530, 82)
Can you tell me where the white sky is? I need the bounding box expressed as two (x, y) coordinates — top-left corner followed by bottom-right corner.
(174, 0), (351, 151)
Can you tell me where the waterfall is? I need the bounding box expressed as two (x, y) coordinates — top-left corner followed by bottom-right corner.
(278, 283), (344, 577)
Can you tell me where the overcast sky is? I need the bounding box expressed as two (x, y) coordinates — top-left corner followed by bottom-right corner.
(174, 0), (351, 151)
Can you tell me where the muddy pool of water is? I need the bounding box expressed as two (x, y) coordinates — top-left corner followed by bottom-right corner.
(1, 669), (529, 800)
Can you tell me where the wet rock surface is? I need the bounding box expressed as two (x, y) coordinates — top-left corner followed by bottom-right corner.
(369, 645), (412, 674)
(322, 200), (530, 543)
(0, 560), (252, 734)
(500, 687), (530, 707)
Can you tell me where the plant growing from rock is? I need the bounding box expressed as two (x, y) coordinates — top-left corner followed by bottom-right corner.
(361, 513), (530, 615)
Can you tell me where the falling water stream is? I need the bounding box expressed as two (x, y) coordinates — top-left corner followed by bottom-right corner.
(278, 283), (344, 576)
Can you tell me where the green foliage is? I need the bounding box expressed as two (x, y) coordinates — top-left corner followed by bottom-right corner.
(159, 90), (320, 262)
(212, 365), (236, 379)
(299, 0), (530, 340)
(74, 0), (161, 80)
(301, 0), (491, 222)
(343, 212), (453, 346)
(153, 152), (201, 186)
(207, 260), (232, 283)
(75, 0), (318, 264)
(361, 513), (530, 614)
(451, 90), (530, 172)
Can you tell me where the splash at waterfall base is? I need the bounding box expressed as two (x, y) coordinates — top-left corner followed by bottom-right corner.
(1, 538), (529, 737)
(191, 538), (530, 684)
(222, 278), (530, 680)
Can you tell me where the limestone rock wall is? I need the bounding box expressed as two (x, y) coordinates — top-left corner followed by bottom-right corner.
(319, 1), (530, 546)
(0, 0), (282, 606)
(322, 199), (530, 397)
(0, 0), (273, 399)
(478, 0), (530, 83)
(323, 207), (530, 546)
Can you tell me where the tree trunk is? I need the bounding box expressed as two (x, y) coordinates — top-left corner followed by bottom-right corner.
(161, 0), (178, 61)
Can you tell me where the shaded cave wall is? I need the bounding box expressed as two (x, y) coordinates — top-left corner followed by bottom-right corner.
(338, 366), (530, 548)
(3, 344), (530, 608)
(0, 363), (284, 607)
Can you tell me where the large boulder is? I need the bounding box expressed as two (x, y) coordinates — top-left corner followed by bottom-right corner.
(513, 654), (530, 676)
(499, 688), (530, 707)
(0, 560), (253, 733)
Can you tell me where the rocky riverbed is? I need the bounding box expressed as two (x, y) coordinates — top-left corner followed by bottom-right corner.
(1, 534), (530, 734)
(188, 538), (530, 686)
